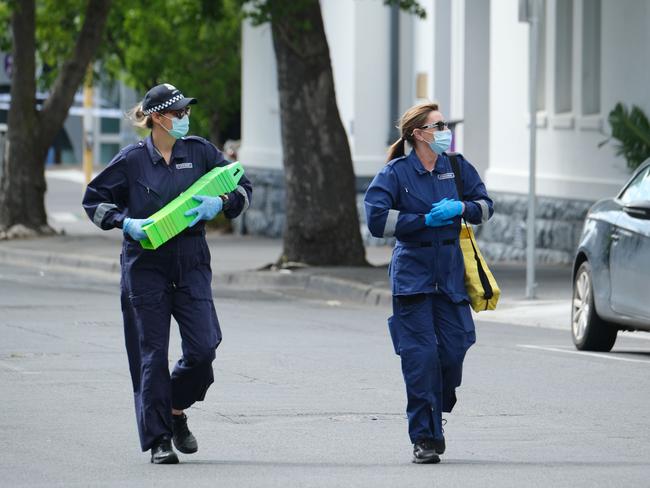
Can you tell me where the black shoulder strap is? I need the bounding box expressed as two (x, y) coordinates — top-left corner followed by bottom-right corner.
(449, 153), (493, 304)
(448, 153), (463, 200)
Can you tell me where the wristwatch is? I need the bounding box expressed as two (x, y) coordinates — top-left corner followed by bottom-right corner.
(219, 194), (230, 210)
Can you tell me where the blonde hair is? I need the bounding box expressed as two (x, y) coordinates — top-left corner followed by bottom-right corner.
(126, 103), (153, 130)
(387, 102), (440, 161)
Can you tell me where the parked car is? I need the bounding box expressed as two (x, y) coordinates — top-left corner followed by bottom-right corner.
(572, 159), (650, 351)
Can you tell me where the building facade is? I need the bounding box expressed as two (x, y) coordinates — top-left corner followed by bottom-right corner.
(240, 0), (648, 263)
(0, 53), (140, 167)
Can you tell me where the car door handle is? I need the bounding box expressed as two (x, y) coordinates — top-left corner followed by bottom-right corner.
(611, 233), (619, 242)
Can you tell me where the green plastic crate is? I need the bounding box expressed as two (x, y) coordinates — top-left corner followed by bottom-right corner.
(139, 161), (244, 250)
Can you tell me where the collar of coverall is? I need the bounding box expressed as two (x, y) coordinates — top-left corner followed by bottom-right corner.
(144, 135), (188, 165)
(408, 149), (451, 175)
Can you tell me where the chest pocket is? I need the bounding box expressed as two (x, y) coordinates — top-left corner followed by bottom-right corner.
(397, 178), (432, 214)
(134, 177), (164, 218)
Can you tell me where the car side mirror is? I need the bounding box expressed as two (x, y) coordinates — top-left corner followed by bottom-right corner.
(623, 201), (650, 220)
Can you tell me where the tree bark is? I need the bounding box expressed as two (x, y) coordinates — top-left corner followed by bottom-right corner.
(0, 0), (112, 237)
(269, 1), (367, 266)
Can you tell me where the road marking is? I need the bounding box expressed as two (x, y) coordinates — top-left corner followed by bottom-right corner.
(50, 211), (80, 223)
(0, 360), (23, 372)
(518, 344), (650, 364)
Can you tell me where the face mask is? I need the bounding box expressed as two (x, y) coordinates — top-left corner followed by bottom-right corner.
(161, 114), (189, 139)
(428, 129), (452, 155)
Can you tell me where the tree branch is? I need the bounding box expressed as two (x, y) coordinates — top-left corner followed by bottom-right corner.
(39, 0), (113, 143)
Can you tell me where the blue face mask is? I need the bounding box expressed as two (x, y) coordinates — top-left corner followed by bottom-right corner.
(162, 114), (190, 139)
(428, 129), (452, 155)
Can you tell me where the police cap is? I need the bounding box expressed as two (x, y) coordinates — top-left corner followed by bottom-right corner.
(142, 83), (197, 115)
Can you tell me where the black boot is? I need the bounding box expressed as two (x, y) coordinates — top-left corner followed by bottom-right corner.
(172, 413), (198, 454)
(412, 439), (441, 464)
(150, 436), (179, 464)
(433, 437), (446, 455)
(434, 418), (447, 454)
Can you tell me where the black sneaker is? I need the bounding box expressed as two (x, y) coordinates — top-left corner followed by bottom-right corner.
(412, 439), (441, 464)
(172, 413), (198, 454)
(150, 435), (179, 464)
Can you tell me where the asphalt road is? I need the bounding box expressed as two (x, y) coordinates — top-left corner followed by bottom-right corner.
(1, 263), (649, 488)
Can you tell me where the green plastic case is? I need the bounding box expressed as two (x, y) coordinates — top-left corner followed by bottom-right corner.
(139, 161), (244, 250)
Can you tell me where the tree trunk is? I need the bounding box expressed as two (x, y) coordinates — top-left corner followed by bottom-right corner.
(270, 1), (367, 266)
(0, 0), (50, 237)
(0, 0), (112, 237)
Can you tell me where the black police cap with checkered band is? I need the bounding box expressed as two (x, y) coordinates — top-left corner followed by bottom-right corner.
(142, 83), (197, 115)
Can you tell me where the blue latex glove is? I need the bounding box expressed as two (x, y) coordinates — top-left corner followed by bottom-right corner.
(425, 212), (453, 228)
(184, 195), (223, 227)
(429, 198), (464, 221)
(123, 217), (153, 241)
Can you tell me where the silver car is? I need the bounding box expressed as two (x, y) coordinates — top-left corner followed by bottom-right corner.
(572, 159), (650, 351)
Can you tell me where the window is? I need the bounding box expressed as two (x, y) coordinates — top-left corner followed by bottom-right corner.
(100, 117), (120, 134)
(619, 167), (650, 204)
(581, 0), (601, 115)
(554, 0), (573, 113)
(100, 143), (120, 165)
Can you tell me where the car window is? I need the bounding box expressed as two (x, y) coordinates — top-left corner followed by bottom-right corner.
(619, 167), (650, 204)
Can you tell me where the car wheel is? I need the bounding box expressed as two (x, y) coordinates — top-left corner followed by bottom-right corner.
(571, 261), (618, 351)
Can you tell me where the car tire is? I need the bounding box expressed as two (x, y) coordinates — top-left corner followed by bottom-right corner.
(571, 261), (618, 351)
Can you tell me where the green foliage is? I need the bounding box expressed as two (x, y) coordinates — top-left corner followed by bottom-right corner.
(383, 0), (426, 19)
(0, 2), (10, 51)
(0, 0), (242, 144)
(102, 0), (242, 144)
(239, 0), (426, 26)
(600, 103), (650, 171)
(0, 0), (91, 90)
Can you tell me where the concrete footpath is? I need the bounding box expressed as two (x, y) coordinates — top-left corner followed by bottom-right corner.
(0, 226), (578, 332)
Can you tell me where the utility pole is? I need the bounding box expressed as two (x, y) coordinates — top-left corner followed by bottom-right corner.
(82, 66), (94, 188)
(519, 0), (539, 299)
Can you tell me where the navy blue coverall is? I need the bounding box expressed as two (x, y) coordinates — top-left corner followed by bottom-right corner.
(364, 150), (493, 444)
(83, 135), (252, 451)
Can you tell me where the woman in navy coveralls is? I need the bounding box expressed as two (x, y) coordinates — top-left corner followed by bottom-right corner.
(364, 103), (493, 464)
(83, 84), (252, 464)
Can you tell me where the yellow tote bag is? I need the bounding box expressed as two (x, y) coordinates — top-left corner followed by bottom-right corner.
(459, 222), (500, 312)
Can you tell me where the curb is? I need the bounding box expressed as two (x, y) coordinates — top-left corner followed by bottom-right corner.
(220, 271), (393, 307)
(0, 246), (393, 307)
(0, 246), (120, 275)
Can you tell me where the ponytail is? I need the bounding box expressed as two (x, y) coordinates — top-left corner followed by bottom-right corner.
(388, 102), (440, 162)
(387, 136), (405, 162)
(126, 103), (153, 130)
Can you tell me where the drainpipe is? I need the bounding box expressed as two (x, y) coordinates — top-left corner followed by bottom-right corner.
(388, 4), (400, 145)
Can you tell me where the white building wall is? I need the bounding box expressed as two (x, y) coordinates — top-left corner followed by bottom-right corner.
(238, 21), (282, 170)
(240, 0), (649, 199)
(321, 1), (355, 145)
(463, 0), (491, 177)
(351, 0), (392, 175)
(486, 0), (648, 202)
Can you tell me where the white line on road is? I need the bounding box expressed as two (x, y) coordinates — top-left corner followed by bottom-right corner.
(518, 344), (650, 364)
(50, 212), (80, 223)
